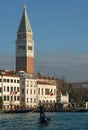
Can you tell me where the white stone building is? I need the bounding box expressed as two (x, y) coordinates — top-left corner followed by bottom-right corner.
(18, 71), (57, 108)
(0, 70), (20, 110)
(57, 91), (69, 108)
(0, 70), (57, 110)
(19, 72), (37, 108)
(37, 77), (56, 107)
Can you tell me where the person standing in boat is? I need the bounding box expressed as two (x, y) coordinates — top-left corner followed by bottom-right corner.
(39, 104), (45, 118)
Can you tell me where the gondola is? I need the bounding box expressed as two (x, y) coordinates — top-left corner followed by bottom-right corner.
(39, 115), (50, 124)
(39, 105), (50, 124)
(4, 108), (33, 114)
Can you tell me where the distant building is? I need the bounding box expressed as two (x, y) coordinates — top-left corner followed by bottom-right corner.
(57, 91), (69, 108)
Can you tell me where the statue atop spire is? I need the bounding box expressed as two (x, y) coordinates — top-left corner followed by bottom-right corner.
(24, 4), (26, 9)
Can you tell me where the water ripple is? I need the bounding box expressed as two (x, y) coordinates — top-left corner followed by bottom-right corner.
(0, 112), (88, 130)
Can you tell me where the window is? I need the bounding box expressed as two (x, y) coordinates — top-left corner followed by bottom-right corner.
(14, 96), (16, 101)
(14, 80), (16, 83)
(30, 81), (32, 87)
(17, 87), (19, 92)
(42, 88), (43, 95)
(54, 89), (56, 95)
(17, 96), (19, 101)
(11, 87), (13, 92)
(4, 96), (6, 101)
(17, 80), (19, 83)
(7, 96), (9, 101)
(14, 87), (16, 91)
(30, 89), (32, 94)
(11, 79), (13, 83)
(28, 46), (32, 50)
(30, 98), (32, 103)
(7, 79), (9, 82)
(0, 87), (2, 92)
(7, 86), (9, 92)
(45, 89), (49, 95)
(18, 45), (25, 50)
(3, 79), (6, 82)
(38, 88), (40, 95)
(34, 98), (36, 103)
(11, 96), (13, 101)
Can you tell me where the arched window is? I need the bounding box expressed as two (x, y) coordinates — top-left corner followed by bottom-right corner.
(42, 88), (43, 95)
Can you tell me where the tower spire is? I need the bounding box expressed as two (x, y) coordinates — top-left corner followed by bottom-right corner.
(18, 4), (32, 33)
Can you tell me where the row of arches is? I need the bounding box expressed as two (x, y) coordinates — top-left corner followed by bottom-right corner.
(38, 100), (56, 105)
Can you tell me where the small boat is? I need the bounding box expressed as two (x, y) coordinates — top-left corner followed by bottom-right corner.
(4, 108), (33, 114)
(39, 115), (50, 124)
(39, 105), (50, 124)
(76, 108), (88, 112)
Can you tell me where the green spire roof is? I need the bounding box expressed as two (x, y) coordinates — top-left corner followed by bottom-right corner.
(18, 5), (32, 32)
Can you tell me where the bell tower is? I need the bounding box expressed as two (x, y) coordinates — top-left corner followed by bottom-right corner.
(16, 5), (34, 75)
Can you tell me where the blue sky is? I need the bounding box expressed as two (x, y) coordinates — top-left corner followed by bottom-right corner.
(0, 0), (88, 81)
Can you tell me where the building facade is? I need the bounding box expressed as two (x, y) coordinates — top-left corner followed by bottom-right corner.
(0, 70), (20, 110)
(57, 91), (69, 108)
(37, 78), (56, 105)
(18, 71), (37, 108)
(18, 71), (57, 108)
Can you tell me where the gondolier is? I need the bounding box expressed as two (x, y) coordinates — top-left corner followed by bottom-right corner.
(39, 105), (50, 124)
(39, 105), (45, 117)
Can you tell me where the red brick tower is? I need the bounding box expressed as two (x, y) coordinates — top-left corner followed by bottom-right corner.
(16, 5), (34, 75)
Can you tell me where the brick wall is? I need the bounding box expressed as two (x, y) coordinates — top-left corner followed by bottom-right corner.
(16, 56), (34, 74)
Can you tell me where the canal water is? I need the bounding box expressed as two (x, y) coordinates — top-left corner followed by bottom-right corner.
(0, 112), (88, 130)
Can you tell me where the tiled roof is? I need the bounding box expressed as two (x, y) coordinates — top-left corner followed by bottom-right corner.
(18, 5), (32, 33)
(0, 70), (18, 77)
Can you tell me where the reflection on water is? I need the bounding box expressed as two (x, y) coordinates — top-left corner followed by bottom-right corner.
(0, 112), (88, 130)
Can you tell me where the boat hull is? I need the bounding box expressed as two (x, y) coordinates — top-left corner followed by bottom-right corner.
(40, 116), (50, 124)
(4, 109), (33, 113)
